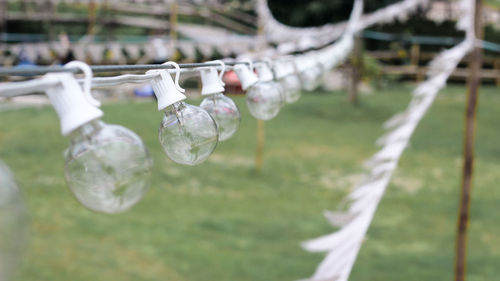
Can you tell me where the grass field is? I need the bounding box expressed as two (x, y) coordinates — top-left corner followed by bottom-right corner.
(486, 0), (500, 8)
(1, 84), (499, 281)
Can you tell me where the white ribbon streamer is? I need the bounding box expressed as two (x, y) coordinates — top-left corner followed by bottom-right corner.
(256, 0), (430, 49)
(301, 0), (476, 280)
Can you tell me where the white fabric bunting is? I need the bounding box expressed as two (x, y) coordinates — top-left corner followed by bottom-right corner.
(256, 0), (430, 49)
(301, 0), (476, 280)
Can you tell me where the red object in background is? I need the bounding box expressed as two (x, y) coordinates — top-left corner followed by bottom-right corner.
(223, 71), (244, 94)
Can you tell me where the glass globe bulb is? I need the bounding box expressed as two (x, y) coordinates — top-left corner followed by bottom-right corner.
(64, 120), (153, 214)
(246, 81), (284, 120)
(200, 92), (241, 141)
(275, 82), (287, 107)
(280, 74), (302, 104)
(0, 161), (27, 281)
(159, 101), (218, 165)
(300, 66), (322, 91)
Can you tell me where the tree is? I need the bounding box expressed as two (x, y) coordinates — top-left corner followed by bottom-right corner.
(267, 0), (404, 27)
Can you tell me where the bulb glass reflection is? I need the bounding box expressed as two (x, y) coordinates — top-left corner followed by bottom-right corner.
(65, 120), (152, 214)
(200, 93), (240, 141)
(246, 81), (284, 120)
(159, 101), (218, 165)
(0, 161), (27, 281)
(280, 74), (302, 103)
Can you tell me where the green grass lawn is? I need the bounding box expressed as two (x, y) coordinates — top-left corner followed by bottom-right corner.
(1, 84), (499, 281)
(486, 0), (500, 8)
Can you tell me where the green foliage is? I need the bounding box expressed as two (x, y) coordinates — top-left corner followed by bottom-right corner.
(1, 84), (500, 280)
(485, 0), (500, 7)
(267, 0), (353, 26)
(267, 0), (411, 27)
(194, 47), (207, 63)
(355, 52), (384, 85)
(268, 0), (500, 50)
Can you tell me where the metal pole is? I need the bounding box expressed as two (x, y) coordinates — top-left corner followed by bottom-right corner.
(0, 61), (252, 76)
(455, 1), (483, 280)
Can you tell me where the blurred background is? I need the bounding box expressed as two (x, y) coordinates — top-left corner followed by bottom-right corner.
(0, 0), (500, 281)
(1, 0), (500, 95)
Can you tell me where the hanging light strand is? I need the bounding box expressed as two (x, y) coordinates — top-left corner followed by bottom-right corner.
(0, 60), (254, 97)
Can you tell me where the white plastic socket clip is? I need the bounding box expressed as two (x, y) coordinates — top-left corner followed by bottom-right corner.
(233, 59), (258, 90)
(147, 61), (187, 111)
(254, 62), (274, 82)
(200, 60), (226, 96)
(65, 61), (101, 107)
(43, 61), (103, 136)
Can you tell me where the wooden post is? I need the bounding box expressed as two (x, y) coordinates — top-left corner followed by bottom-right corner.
(348, 34), (363, 105)
(0, 0), (6, 35)
(455, 1), (483, 281)
(46, 0), (55, 41)
(410, 44), (423, 82)
(103, 0), (111, 43)
(170, 2), (178, 41)
(255, 119), (264, 172)
(87, 1), (97, 36)
(494, 59), (500, 87)
(254, 14), (265, 172)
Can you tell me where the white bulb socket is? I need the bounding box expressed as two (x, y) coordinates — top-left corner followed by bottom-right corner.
(234, 64), (258, 90)
(255, 63), (274, 82)
(147, 70), (187, 111)
(200, 67), (225, 96)
(43, 73), (103, 136)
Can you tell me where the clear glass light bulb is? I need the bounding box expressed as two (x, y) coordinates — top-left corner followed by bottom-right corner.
(200, 92), (241, 141)
(159, 101), (218, 165)
(64, 120), (153, 214)
(246, 81), (284, 120)
(276, 83), (287, 107)
(300, 66), (323, 91)
(0, 161), (27, 281)
(280, 74), (302, 104)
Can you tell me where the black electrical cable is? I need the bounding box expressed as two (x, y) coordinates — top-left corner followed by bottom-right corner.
(0, 61), (251, 76)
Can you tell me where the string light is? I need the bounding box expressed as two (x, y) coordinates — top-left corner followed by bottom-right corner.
(273, 59), (302, 104)
(0, 1), (469, 281)
(148, 62), (219, 165)
(199, 61), (241, 142)
(0, 55), (333, 214)
(0, 56), (325, 214)
(45, 61), (153, 214)
(245, 61), (285, 120)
